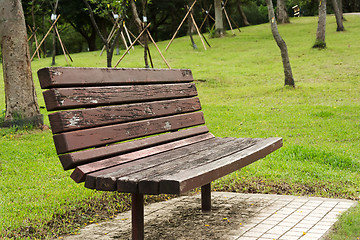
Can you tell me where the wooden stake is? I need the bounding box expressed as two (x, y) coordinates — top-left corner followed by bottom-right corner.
(114, 23), (151, 68)
(165, 0), (197, 51)
(124, 23), (134, 50)
(228, 14), (241, 33)
(28, 25), (41, 60)
(128, 29), (144, 48)
(223, 7), (235, 35)
(33, 28), (41, 60)
(189, 12), (207, 50)
(199, 5), (213, 31)
(31, 14), (60, 61)
(54, 25), (69, 64)
(146, 29), (171, 69)
(120, 31), (129, 51)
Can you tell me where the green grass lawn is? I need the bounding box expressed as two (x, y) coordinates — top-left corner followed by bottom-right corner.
(1, 15), (360, 239)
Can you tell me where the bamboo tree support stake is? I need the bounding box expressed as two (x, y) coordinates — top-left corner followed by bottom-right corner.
(128, 29), (145, 48)
(165, 0), (197, 51)
(28, 25), (41, 60)
(31, 14), (60, 61)
(199, 5), (213, 31)
(124, 23), (134, 50)
(146, 29), (171, 69)
(33, 29), (41, 60)
(223, 7), (235, 35)
(54, 25), (69, 64)
(115, 23), (151, 68)
(189, 12), (207, 50)
(120, 31), (129, 51)
(228, 14), (241, 32)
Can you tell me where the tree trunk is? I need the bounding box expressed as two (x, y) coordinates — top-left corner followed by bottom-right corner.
(82, 0), (121, 67)
(265, 0), (295, 87)
(313, 0), (327, 48)
(214, 0), (224, 37)
(276, 0), (290, 24)
(0, 0), (43, 127)
(142, 0), (150, 68)
(338, 0), (344, 20)
(51, 0), (59, 66)
(130, 0), (149, 68)
(237, 1), (250, 26)
(332, 0), (345, 31)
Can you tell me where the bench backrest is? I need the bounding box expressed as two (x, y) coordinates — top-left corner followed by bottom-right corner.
(38, 67), (210, 177)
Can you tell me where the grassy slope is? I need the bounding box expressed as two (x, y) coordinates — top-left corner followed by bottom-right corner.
(1, 15), (359, 239)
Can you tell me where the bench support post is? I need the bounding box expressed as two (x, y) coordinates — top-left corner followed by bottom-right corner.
(132, 193), (144, 240)
(201, 183), (211, 212)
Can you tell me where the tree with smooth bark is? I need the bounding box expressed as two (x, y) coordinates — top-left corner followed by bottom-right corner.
(237, 1), (250, 26)
(265, 0), (295, 87)
(214, 0), (224, 37)
(276, 0), (290, 24)
(0, 0), (43, 127)
(130, 0), (150, 68)
(331, 0), (345, 31)
(313, 0), (327, 48)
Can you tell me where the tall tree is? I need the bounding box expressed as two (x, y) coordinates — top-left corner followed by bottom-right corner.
(0, 0), (43, 127)
(214, 0), (224, 36)
(237, 1), (250, 26)
(51, 0), (59, 65)
(313, 0), (327, 48)
(331, 0), (345, 31)
(276, 0), (290, 24)
(265, 0), (295, 87)
(130, 0), (149, 68)
(82, 0), (123, 67)
(58, 0), (99, 51)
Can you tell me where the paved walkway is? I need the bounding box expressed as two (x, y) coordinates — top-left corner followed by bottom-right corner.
(62, 192), (357, 240)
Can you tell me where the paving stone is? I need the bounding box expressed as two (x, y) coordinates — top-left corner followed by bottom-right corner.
(60, 192), (357, 240)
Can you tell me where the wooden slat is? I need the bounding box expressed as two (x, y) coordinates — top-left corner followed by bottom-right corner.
(60, 126), (209, 170)
(86, 137), (233, 191)
(71, 133), (216, 183)
(115, 138), (257, 194)
(158, 137), (283, 194)
(38, 67), (193, 89)
(54, 112), (205, 154)
(43, 83), (197, 111)
(49, 98), (201, 134)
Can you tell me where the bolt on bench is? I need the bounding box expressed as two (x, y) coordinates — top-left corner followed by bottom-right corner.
(38, 67), (282, 240)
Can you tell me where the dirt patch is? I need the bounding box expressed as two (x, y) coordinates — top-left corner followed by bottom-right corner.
(112, 197), (267, 240)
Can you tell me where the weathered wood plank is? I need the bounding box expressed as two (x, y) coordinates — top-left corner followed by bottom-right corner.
(137, 138), (258, 194)
(85, 138), (231, 192)
(43, 83), (197, 111)
(113, 138), (237, 193)
(60, 126), (209, 170)
(158, 137), (283, 194)
(49, 98), (201, 134)
(53, 112), (205, 154)
(71, 133), (215, 183)
(38, 67), (193, 89)
(113, 138), (256, 194)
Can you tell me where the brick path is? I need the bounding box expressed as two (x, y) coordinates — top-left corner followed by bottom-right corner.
(61, 192), (357, 240)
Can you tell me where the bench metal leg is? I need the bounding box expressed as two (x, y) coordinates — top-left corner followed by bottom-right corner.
(132, 193), (144, 240)
(201, 183), (211, 212)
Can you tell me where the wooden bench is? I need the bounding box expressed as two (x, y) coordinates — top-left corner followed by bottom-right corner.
(38, 67), (282, 240)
